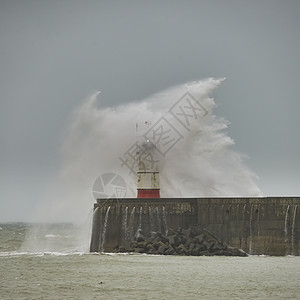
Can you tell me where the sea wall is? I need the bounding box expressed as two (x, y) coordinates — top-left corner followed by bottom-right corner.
(90, 197), (300, 256)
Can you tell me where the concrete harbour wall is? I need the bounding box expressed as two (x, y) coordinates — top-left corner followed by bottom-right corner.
(90, 197), (300, 256)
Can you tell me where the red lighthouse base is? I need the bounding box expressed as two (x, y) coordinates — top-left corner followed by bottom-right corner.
(137, 189), (160, 198)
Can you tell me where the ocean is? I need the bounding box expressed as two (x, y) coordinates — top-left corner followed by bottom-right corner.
(0, 223), (299, 300)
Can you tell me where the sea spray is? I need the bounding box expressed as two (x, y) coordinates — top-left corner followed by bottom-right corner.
(100, 206), (111, 252)
(249, 204), (254, 255)
(149, 207), (155, 233)
(291, 205), (298, 255)
(90, 207), (100, 252)
(156, 207), (162, 233)
(138, 206), (143, 230)
(58, 78), (261, 222)
(257, 204), (261, 237)
(162, 206), (168, 236)
(284, 204), (290, 255)
(129, 207), (136, 240)
(123, 207), (129, 242)
(20, 219), (92, 254)
(22, 78), (262, 253)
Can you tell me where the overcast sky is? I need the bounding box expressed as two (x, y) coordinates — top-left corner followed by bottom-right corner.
(1, 0), (299, 221)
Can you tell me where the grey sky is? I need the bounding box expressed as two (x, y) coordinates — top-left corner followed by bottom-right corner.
(1, 0), (300, 221)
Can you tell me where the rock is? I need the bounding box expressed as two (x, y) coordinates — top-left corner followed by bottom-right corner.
(176, 244), (189, 255)
(176, 227), (183, 234)
(137, 241), (147, 250)
(214, 250), (225, 255)
(156, 241), (167, 248)
(212, 242), (225, 251)
(133, 229), (145, 242)
(150, 232), (167, 244)
(161, 236), (169, 244)
(130, 242), (137, 249)
(191, 244), (206, 255)
(189, 243), (195, 251)
(158, 243), (168, 254)
(184, 237), (192, 248)
(152, 232), (168, 243)
(147, 232), (156, 243)
(167, 235), (179, 247)
(199, 250), (213, 256)
(152, 242), (160, 250)
(167, 228), (176, 236)
(190, 226), (203, 237)
(181, 228), (192, 238)
(179, 236), (187, 245)
(117, 246), (126, 253)
(165, 246), (176, 255)
(203, 241), (214, 251)
(148, 246), (157, 254)
(137, 235), (145, 242)
(152, 236), (161, 244)
(146, 243), (155, 252)
(117, 226), (247, 257)
(227, 246), (248, 257)
(158, 236), (169, 244)
(192, 234), (204, 244)
(134, 247), (144, 253)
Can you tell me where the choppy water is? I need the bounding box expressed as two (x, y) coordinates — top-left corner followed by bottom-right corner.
(1, 223), (300, 299)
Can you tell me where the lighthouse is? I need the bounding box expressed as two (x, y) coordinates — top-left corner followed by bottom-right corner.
(137, 140), (160, 198)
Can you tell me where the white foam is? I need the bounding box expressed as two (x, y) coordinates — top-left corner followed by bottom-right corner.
(45, 234), (61, 238)
(59, 78), (261, 202)
(0, 250), (88, 257)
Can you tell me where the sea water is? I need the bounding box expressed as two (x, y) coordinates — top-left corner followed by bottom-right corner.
(0, 223), (300, 300)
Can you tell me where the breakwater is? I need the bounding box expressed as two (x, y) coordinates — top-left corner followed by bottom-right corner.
(90, 197), (300, 256)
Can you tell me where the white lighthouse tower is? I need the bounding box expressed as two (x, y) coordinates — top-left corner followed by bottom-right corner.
(137, 140), (160, 198)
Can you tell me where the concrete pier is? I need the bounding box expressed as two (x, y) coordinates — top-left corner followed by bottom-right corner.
(90, 197), (300, 256)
